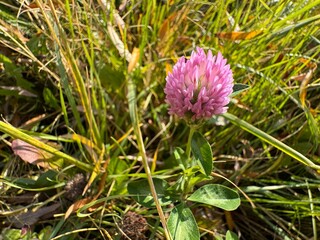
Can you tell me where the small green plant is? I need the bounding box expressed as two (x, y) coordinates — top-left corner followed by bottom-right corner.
(128, 47), (245, 239)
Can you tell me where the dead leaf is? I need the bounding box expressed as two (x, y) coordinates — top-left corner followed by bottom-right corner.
(128, 48), (140, 73)
(12, 139), (48, 163)
(299, 66), (316, 108)
(65, 197), (93, 219)
(215, 30), (263, 41)
(27, 3), (39, 9)
(158, 12), (177, 41)
(0, 19), (29, 44)
(2, 192), (36, 204)
(11, 139), (60, 169)
(9, 203), (61, 228)
(165, 62), (172, 75)
(286, 58), (317, 107)
(20, 114), (47, 129)
(157, 7), (190, 56)
(82, 145), (106, 195)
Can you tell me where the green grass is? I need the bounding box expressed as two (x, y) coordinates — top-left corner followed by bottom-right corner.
(0, 0), (320, 239)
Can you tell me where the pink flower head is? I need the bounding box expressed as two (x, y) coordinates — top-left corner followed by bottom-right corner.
(164, 47), (234, 121)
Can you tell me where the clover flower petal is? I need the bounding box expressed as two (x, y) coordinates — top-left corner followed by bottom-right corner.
(164, 47), (234, 121)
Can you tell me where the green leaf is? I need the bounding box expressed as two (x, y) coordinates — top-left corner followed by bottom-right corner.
(191, 132), (213, 176)
(167, 203), (200, 240)
(34, 170), (58, 188)
(0, 54), (35, 92)
(188, 171), (211, 187)
(12, 178), (36, 188)
(226, 230), (239, 240)
(1, 228), (33, 240)
(99, 63), (125, 95)
(108, 157), (129, 194)
(127, 178), (174, 207)
(0, 171), (61, 191)
(188, 184), (240, 211)
(38, 225), (52, 240)
(230, 83), (249, 97)
(174, 147), (187, 170)
(43, 88), (60, 110)
(0, 89), (20, 97)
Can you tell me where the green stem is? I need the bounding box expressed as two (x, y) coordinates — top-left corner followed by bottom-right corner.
(127, 79), (171, 240)
(182, 126), (196, 196)
(186, 126), (196, 164)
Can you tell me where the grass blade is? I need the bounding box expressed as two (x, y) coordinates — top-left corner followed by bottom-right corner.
(127, 48), (171, 240)
(222, 113), (320, 171)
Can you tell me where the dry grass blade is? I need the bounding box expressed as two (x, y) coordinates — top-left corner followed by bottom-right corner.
(0, 0), (320, 239)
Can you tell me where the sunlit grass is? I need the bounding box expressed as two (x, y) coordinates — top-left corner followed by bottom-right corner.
(0, 0), (319, 239)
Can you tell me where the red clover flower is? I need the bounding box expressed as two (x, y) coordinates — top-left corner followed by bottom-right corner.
(164, 47), (234, 122)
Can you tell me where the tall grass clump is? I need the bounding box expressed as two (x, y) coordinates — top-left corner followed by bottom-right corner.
(0, 0), (319, 239)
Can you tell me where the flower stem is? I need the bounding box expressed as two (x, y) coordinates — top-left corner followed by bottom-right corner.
(182, 126), (196, 197)
(186, 126), (196, 164)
